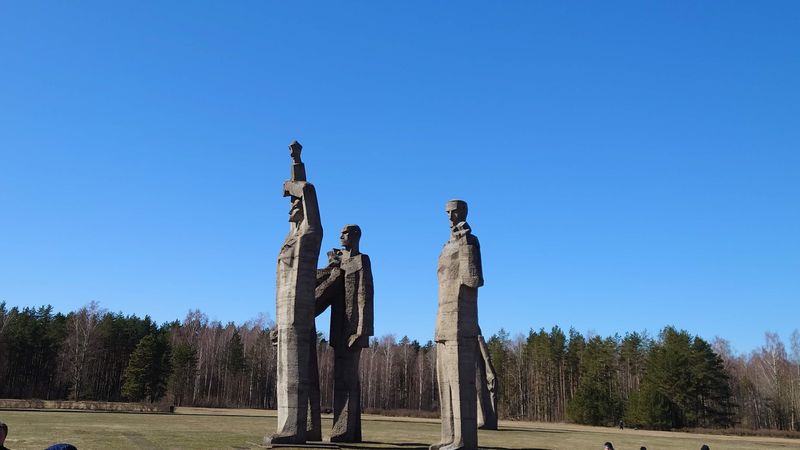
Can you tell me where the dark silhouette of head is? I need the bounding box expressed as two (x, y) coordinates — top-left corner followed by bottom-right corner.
(340, 224), (362, 253)
(445, 199), (468, 227)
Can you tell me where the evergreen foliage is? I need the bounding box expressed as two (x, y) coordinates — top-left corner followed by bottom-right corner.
(121, 332), (172, 402)
(168, 341), (198, 406)
(0, 301), (791, 431)
(625, 327), (733, 429)
(567, 336), (623, 425)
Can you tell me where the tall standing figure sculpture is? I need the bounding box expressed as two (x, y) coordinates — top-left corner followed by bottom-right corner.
(315, 225), (374, 442)
(266, 140), (322, 445)
(431, 199), (483, 450)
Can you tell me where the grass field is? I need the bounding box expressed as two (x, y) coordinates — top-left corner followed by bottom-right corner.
(1, 407), (799, 450)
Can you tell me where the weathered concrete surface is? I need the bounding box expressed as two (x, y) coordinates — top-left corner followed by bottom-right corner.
(315, 225), (374, 442)
(265, 141), (322, 445)
(476, 334), (498, 430)
(432, 200), (483, 450)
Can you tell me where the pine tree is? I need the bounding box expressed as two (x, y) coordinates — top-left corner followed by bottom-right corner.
(626, 327), (733, 429)
(169, 342), (198, 406)
(567, 336), (622, 425)
(122, 333), (172, 402)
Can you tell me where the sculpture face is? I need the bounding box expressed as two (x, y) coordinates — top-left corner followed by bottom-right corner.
(340, 226), (360, 250)
(446, 204), (467, 227)
(289, 197), (304, 223)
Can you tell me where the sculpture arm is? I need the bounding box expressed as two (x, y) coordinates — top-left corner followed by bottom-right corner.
(351, 255), (374, 347)
(315, 267), (342, 317)
(460, 238), (484, 288)
(478, 335), (497, 387)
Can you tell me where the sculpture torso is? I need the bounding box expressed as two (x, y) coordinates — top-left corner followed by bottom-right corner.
(338, 253), (373, 349)
(435, 225), (482, 342)
(276, 223), (322, 333)
(316, 253), (374, 350)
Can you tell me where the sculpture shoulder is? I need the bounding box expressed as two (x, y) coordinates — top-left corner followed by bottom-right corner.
(297, 221), (323, 239)
(465, 233), (480, 249)
(303, 181), (318, 195)
(342, 253), (370, 273)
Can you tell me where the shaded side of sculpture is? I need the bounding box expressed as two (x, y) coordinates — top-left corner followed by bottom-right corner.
(477, 334), (498, 430)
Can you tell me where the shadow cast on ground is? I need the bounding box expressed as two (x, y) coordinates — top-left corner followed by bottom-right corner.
(337, 443), (550, 450)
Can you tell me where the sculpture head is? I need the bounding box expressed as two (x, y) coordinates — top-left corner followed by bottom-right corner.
(340, 224), (361, 252)
(288, 196), (304, 223)
(445, 199), (468, 227)
(288, 140), (303, 164)
(326, 248), (343, 266)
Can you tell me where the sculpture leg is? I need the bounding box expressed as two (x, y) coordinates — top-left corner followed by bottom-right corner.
(307, 328), (322, 441)
(476, 353), (497, 430)
(455, 338), (479, 449)
(265, 327), (311, 444)
(476, 361), (486, 429)
(330, 347), (362, 442)
(489, 389), (498, 430)
(430, 342), (453, 450)
(438, 339), (478, 450)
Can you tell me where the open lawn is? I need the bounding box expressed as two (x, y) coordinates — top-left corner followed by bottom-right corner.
(1, 407), (798, 450)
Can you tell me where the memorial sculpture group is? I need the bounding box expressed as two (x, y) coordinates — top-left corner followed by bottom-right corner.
(265, 141), (497, 450)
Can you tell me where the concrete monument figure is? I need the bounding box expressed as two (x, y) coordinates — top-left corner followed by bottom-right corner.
(476, 334), (498, 430)
(431, 199), (483, 450)
(315, 225), (374, 442)
(265, 140), (323, 445)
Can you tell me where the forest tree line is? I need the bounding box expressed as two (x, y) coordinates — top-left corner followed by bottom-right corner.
(1, 301), (799, 431)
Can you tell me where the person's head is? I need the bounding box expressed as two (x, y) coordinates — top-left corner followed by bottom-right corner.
(640, 447), (647, 450)
(0, 421), (7, 445)
(603, 442), (614, 450)
(326, 248), (342, 265)
(340, 225), (361, 252)
(445, 199), (468, 227)
(701, 445), (710, 450)
(289, 196), (304, 223)
(44, 445), (78, 450)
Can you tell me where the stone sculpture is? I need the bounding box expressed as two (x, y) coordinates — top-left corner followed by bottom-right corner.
(431, 199), (483, 450)
(315, 225), (374, 442)
(476, 334), (498, 430)
(265, 140), (322, 445)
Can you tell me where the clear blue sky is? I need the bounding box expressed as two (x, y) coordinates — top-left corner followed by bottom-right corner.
(1, 2), (798, 354)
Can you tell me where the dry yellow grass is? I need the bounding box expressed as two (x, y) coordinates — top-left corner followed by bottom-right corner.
(0, 407), (798, 450)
